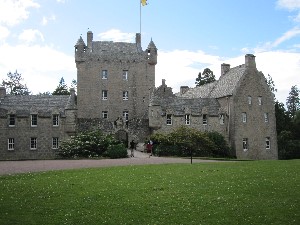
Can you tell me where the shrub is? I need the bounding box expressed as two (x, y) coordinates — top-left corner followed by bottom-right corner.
(57, 130), (121, 158)
(105, 144), (128, 159)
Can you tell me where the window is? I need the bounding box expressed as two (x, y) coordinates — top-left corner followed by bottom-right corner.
(8, 138), (14, 150)
(9, 114), (15, 126)
(53, 114), (59, 126)
(102, 70), (108, 79)
(219, 114), (225, 125)
(30, 137), (37, 150)
(52, 137), (59, 149)
(248, 96), (252, 105)
(203, 114), (207, 125)
(166, 114), (172, 125)
(266, 137), (270, 149)
(242, 112), (247, 123)
(123, 70), (128, 80)
(31, 114), (37, 127)
(258, 96), (262, 105)
(123, 91), (129, 100)
(185, 114), (190, 125)
(102, 111), (108, 119)
(243, 138), (248, 151)
(264, 113), (269, 123)
(102, 90), (108, 100)
(123, 111), (129, 122)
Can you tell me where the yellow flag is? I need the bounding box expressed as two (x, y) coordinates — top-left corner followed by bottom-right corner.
(141, 0), (147, 6)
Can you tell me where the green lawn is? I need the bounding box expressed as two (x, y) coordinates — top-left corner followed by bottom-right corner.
(0, 160), (299, 225)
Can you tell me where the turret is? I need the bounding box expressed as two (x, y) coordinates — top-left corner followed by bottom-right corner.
(74, 36), (87, 62)
(147, 38), (157, 65)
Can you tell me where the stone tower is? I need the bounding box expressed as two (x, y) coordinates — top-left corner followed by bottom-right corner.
(75, 31), (157, 142)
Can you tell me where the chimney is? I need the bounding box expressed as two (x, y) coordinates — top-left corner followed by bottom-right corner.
(245, 54), (256, 68)
(136, 33), (141, 50)
(180, 86), (189, 95)
(221, 63), (230, 76)
(162, 79), (166, 86)
(0, 87), (6, 99)
(87, 31), (93, 51)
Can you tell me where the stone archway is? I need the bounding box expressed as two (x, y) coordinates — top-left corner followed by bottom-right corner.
(115, 129), (128, 147)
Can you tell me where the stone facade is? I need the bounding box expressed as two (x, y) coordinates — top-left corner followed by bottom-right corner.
(149, 55), (278, 160)
(75, 31), (157, 144)
(0, 89), (77, 160)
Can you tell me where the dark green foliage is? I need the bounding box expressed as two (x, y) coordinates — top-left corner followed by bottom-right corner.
(58, 130), (123, 158)
(286, 85), (300, 119)
(105, 144), (128, 159)
(1, 71), (31, 95)
(52, 77), (70, 95)
(151, 126), (230, 158)
(278, 130), (300, 159)
(195, 68), (216, 87)
(275, 101), (292, 135)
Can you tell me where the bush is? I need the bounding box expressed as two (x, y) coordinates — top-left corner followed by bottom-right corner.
(151, 126), (230, 158)
(105, 144), (128, 159)
(57, 130), (121, 158)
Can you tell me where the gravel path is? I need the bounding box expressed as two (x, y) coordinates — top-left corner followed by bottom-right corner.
(0, 150), (223, 175)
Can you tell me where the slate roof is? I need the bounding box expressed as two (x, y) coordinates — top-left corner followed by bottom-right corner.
(0, 95), (71, 118)
(180, 64), (246, 99)
(152, 97), (220, 116)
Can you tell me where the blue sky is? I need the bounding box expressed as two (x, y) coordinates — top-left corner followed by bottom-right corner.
(0, 0), (299, 105)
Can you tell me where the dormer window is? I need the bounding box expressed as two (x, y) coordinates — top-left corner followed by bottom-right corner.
(53, 114), (59, 126)
(219, 114), (225, 124)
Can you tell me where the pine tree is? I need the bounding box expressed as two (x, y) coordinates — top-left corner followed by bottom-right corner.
(1, 71), (31, 95)
(195, 68), (216, 87)
(52, 77), (70, 95)
(286, 85), (300, 119)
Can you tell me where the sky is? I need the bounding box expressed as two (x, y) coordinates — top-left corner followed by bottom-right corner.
(0, 0), (299, 105)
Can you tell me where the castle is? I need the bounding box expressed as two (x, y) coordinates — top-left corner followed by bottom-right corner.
(0, 31), (278, 160)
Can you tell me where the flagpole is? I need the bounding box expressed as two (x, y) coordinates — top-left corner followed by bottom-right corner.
(140, 0), (142, 34)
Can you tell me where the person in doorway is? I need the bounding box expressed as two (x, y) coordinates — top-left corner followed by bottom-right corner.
(146, 141), (153, 157)
(130, 140), (135, 157)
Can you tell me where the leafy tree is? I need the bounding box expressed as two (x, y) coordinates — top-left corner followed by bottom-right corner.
(265, 73), (277, 100)
(1, 71), (31, 95)
(286, 85), (300, 119)
(52, 77), (70, 95)
(275, 101), (292, 135)
(195, 68), (216, 87)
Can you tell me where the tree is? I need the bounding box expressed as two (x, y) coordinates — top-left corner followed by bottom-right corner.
(286, 85), (300, 119)
(195, 68), (216, 87)
(52, 77), (70, 95)
(275, 101), (292, 135)
(1, 71), (31, 95)
(265, 73), (277, 100)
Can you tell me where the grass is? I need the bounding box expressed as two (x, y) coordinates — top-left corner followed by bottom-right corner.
(0, 160), (299, 225)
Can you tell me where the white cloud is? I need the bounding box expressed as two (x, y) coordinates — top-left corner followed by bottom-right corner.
(41, 15), (56, 26)
(0, 43), (76, 94)
(0, 25), (10, 41)
(277, 0), (300, 10)
(18, 29), (45, 43)
(0, 0), (40, 26)
(97, 29), (135, 42)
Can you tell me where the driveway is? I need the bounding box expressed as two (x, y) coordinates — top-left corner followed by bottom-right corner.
(0, 150), (223, 175)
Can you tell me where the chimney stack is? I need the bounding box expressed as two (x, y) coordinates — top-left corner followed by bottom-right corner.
(0, 87), (6, 99)
(180, 86), (189, 95)
(221, 63), (230, 76)
(136, 33), (141, 50)
(245, 54), (256, 69)
(87, 31), (93, 51)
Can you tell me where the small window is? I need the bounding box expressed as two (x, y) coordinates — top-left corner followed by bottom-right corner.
(122, 70), (128, 80)
(203, 114), (207, 125)
(102, 70), (108, 79)
(52, 137), (59, 149)
(53, 114), (59, 126)
(264, 113), (269, 123)
(30, 137), (37, 150)
(8, 138), (14, 150)
(242, 112), (247, 123)
(219, 114), (225, 125)
(102, 90), (108, 100)
(166, 114), (172, 125)
(258, 96), (262, 105)
(185, 114), (190, 125)
(123, 111), (129, 122)
(266, 137), (270, 149)
(243, 138), (248, 151)
(248, 96), (252, 105)
(31, 114), (37, 127)
(102, 111), (108, 119)
(123, 91), (129, 100)
(9, 114), (15, 126)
